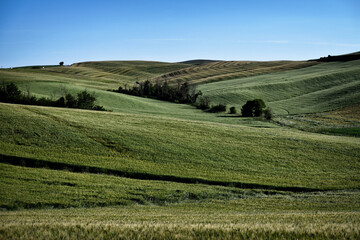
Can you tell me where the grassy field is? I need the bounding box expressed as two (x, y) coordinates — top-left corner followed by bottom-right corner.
(1, 196), (359, 239)
(151, 60), (318, 86)
(0, 61), (190, 90)
(275, 103), (360, 137)
(197, 60), (360, 115)
(1, 103), (359, 191)
(0, 58), (360, 239)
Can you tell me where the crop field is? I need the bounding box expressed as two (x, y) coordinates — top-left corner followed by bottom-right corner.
(1, 196), (360, 239)
(0, 57), (360, 239)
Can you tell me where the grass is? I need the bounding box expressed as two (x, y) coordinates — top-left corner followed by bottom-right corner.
(1, 58), (360, 239)
(2, 162), (283, 209)
(1, 103), (359, 190)
(274, 103), (360, 136)
(1, 196), (359, 239)
(0, 61), (190, 90)
(151, 60), (318, 86)
(2, 60), (358, 119)
(317, 127), (360, 137)
(197, 60), (360, 115)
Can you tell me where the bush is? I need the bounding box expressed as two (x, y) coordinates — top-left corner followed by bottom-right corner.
(209, 104), (227, 113)
(241, 99), (266, 117)
(197, 96), (210, 110)
(229, 106), (237, 114)
(264, 107), (272, 120)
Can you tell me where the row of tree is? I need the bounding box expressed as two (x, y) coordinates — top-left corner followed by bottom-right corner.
(112, 80), (203, 104)
(113, 80), (272, 119)
(0, 82), (105, 111)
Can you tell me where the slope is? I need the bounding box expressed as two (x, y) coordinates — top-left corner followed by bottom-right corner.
(1, 103), (359, 191)
(0, 61), (190, 90)
(150, 61), (318, 85)
(197, 60), (360, 115)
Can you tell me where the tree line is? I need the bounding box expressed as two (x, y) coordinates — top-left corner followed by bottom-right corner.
(0, 82), (105, 111)
(111, 80), (203, 104)
(112, 79), (272, 119)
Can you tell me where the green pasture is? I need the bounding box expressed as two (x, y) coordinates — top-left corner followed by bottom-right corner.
(151, 60), (317, 85)
(1, 103), (359, 190)
(1, 58), (360, 239)
(197, 60), (360, 115)
(0, 60), (190, 90)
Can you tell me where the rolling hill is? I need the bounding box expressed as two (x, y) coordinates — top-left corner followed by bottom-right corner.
(1, 53), (360, 239)
(0, 61), (191, 90)
(150, 60), (318, 86)
(197, 59), (360, 115)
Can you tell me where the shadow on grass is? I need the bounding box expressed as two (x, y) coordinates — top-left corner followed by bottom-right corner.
(0, 154), (322, 193)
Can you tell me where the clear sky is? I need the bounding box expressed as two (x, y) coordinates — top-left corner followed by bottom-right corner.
(0, 0), (359, 67)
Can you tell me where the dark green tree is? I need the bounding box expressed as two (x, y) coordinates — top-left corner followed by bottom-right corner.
(241, 99), (266, 117)
(65, 93), (76, 108)
(76, 90), (96, 109)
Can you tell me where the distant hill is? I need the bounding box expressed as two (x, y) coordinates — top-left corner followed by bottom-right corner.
(179, 59), (222, 65)
(0, 61), (191, 90)
(150, 61), (318, 86)
(311, 51), (360, 62)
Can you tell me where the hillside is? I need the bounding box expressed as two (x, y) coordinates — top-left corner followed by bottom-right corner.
(150, 61), (318, 85)
(197, 60), (360, 115)
(0, 61), (190, 90)
(1, 103), (359, 192)
(1, 55), (360, 239)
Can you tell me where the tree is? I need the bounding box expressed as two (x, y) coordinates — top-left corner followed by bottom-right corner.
(241, 99), (266, 117)
(0, 82), (22, 102)
(59, 61), (64, 66)
(229, 106), (237, 114)
(143, 80), (152, 96)
(76, 90), (96, 109)
(65, 93), (76, 108)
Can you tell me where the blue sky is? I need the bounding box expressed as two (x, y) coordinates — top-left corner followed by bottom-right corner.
(0, 0), (359, 67)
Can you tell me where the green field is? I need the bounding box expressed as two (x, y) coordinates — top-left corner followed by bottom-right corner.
(0, 61), (190, 90)
(0, 57), (360, 239)
(196, 60), (360, 115)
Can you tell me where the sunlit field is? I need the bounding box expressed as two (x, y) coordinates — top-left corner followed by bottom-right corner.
(1, 57), (359, 239)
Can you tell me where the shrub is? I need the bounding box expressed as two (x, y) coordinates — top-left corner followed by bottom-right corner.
(209, 104), (227, 113)
(197, 96), (210, 110)
(229, 106), (237, 114)
(241, 99), (266, 117)
(264, 107), (272, 120)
